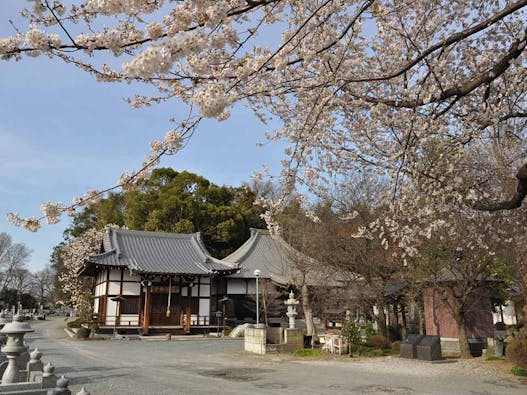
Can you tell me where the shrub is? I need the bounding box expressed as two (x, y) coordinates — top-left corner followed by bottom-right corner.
(66, 318), (82, 328)
(350, 345), (393, 357)
(364, 323), (376, 338)
(390, 341), (401, 351)
(294, 349), (323, 357)
(506, 329), (527, 369)
(350, 345), (371, 356)
(511, 366), (527, 377)
(368, 348), (386, 357)
(76, 327), (91, 339)
(340, 317), (361, 346)
(366, 334), (390, 349)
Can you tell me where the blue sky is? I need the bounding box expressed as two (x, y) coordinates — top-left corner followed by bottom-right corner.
(0, 3), (286, 271)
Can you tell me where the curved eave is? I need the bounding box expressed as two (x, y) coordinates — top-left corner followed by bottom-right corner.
(78, 260), (127, 277)
(127, 264), (240, 277)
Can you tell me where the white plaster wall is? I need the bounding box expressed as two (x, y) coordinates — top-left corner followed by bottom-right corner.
(192, 286), (198, 297)
(227, 279), (246, 294)
(122, 282), (141, 296)
(105, 299), (117, 325)
(108, 281), (121, 295)
(199, 299), (210, 318)
(109, 269), (121, 281)
(95, 283), (104, 297)
(200, 284), (210, 297)
(122, 271), (138, 281)
(93, 299), (99, 314)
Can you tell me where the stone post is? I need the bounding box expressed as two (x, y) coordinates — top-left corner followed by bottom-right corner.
(76, 388), (91, 395)
(47, 375), (71, 395)
(0, 314), (34, 384)
(42, 362), (57, 389)
(27, 347), (43, 382)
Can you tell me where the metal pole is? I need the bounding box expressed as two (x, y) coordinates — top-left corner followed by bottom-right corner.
(256, 276), (259, 326)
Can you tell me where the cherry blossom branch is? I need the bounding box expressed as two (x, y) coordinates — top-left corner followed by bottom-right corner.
(343, 0), (527, 84)
(6, 118), (201, 231)
(345, 27), (527, 108)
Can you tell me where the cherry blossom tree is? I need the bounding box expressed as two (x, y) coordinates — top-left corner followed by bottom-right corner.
(1, 1), (526, 259)
(58, 227), (102, 318)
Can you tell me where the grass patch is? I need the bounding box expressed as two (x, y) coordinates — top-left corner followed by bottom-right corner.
(486, 355), (503, 361)
(511, 366), (527, 377)
(349, 344), (397, 357)
(294, 348), (323, 357)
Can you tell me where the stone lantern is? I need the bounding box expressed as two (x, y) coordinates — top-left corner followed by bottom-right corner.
(0, 314), (34, 383)
(285, 291), (299, 329)
(0, 310), (12, 346)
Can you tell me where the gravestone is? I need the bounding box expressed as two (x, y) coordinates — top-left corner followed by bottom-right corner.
(416, 335), (442, 361)
(400, 334), (424, 359)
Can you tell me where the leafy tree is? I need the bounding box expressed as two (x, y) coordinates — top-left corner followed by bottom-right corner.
(63, 168), (265, 258)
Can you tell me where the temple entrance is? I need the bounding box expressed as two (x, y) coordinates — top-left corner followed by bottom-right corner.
(150, 293), (184, 326)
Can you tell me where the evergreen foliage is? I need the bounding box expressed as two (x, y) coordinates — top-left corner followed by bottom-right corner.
(64, 168), (265, 258)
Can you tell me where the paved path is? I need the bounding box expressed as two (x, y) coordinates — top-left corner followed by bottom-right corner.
(24, 318), (527, 394)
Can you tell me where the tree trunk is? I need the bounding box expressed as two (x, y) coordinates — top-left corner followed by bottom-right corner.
(376, 301), (388, 338)
(454, 311), (472, 359)
(301, 282), (317, 341)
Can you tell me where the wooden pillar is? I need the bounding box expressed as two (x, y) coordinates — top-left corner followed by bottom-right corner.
(139, 293), (144, 327)
(185, 285), (191, 333)
(143, 285), (151, 335)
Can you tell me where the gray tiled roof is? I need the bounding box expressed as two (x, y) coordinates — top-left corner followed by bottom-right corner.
(223, 229), (350, 286)
(82, 228), (237, 275)
(222, 228), (317, 285)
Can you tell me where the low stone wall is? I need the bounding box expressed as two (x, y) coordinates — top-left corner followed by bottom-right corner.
(244, 326), (267, 355)
(244, 326), (304, 355)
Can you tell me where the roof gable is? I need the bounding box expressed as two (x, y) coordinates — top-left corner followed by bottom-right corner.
(83, 228), (236, 275)
(223, 228), (350, 286)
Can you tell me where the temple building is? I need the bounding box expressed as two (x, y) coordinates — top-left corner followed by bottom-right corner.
(79, 228), (237, 334)
(79, 227), (346, 334)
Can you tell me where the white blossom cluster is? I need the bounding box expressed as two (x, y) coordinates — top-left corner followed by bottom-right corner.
(193, 83), (231, 119)
(163, 129), (183, 153)
(6, 213), (41, 232)
(59, 228), (103, 317)
(2, 0), (527, 262)
(40, 201), (64, 224)
(86, 0), (162, 16)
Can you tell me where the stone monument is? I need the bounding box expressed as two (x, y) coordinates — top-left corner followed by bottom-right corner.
(285, 291), (299, 329)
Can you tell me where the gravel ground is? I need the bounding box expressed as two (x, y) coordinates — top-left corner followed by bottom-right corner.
(22, 318), (527, 395)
